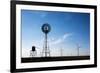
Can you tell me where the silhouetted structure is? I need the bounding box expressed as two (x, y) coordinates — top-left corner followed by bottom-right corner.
(41, 23), (51, 57)
(32, 46), (36, 51)
(76, 44), (80, 56)
(30, 46), (37, 57)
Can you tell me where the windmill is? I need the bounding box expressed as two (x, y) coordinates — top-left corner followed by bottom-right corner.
(76, 44), (81, 56)
(41, 23), (51, 57)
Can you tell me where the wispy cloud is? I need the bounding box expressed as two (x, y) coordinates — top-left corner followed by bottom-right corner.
(40, 12), (48, 18)
(50, 33), (72, 45)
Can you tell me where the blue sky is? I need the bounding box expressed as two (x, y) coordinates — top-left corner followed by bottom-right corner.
(21, 10), (90, 57)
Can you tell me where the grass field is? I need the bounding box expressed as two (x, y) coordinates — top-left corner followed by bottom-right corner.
(21, 56), (90, 63)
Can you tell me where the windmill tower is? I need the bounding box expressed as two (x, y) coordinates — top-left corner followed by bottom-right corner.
(41, 23), (51, 57)
(76, 44), (80, 56)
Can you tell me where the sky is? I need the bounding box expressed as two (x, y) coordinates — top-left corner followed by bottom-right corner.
(21, 9), (90, 57)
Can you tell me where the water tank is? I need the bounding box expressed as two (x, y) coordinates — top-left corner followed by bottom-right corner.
(32, 46), (36, 51)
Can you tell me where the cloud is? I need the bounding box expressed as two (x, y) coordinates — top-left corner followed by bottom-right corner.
(50, 33), (72, 45)
(40, 12), (48, 18)
(41, 13), (47, 18)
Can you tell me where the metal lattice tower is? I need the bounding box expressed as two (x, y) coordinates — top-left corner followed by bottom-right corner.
(76, 44), (80, 56)
(41, 23), (51, 57)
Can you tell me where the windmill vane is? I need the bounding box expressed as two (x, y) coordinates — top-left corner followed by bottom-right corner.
(41, 23), (51, 34)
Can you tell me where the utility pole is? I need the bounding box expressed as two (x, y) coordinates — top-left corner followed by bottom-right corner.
(60, 48), (63, 56)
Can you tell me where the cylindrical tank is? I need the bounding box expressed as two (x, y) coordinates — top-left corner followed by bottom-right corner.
(32, 46), (36, 51)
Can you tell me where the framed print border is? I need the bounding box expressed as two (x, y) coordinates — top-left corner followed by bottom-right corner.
(10, 0), (97, 72)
